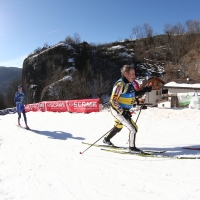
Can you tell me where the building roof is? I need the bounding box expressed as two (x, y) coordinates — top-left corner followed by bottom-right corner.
(167, 78), (200, 84)
(142, 76), (165, 85)
(163, 78), (200, 90)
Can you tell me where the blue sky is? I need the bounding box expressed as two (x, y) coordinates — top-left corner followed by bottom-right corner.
(0, 0), (200, 68)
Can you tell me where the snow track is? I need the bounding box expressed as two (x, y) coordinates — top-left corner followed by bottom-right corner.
(1, 109), (200, 199)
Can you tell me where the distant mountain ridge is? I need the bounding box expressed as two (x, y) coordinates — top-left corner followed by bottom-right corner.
(0, 66), (22, 94)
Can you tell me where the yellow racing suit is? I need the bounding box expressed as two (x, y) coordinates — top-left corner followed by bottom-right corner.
(107, 77), (146, 147)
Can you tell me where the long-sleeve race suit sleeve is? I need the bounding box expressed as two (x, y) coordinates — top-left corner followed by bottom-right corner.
(14, 92), (19, 103)
(14, 92), (26, 104)
(135, 86), (150, 97)
(110, 81), (124, 114)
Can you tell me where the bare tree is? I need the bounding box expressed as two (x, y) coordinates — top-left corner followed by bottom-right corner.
(132, 25), (145, 39)
(93, 74), (110, 98)
(172, 22), (185, 34)
(164, 23), (174, 35)
(143, 23), (153, 38)
(65, 36), (74, 45)
(164, 22), (185, 35)
(63, 70), (92, 100)
(34, 47), (42, 54)
(65, 33), (81, 45)
(185, 19), (200, 34)
(132, 23), (153, 39)
(73, 33), (81, 45)
(194, 20), (200, 33)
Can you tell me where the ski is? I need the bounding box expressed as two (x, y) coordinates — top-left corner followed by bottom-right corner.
(82, 142), (166, 153)
(142, 149), (166, 154)
(182, 147), (200, 150)
(82, 142), (124, 149)
(16, 125), (39, 133)
(101, 148), (200, 159)
(101, 148), (156, 156)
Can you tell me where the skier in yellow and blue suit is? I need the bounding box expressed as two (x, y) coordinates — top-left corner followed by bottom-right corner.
(103, 65), (152, 153)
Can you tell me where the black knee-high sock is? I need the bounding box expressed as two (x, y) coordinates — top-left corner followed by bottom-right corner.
(106, 126), (122, 140)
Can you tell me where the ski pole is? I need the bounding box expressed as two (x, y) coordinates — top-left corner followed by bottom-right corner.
(134, 81), (152, 123)
(80, 122), (121, 154)
(126, 98), (146, 144)
(127, 82), (152, 144)
(135, 98), (146, 123)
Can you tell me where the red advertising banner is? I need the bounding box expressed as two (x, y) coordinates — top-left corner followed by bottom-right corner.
(25, 103), (39, 112)
(25, 99), (101, 113)
(25, 104), (31, 112)
(38, 102), (46, 112)
(46, 101), (68, 112)
(25, 102), (46, 112)
(66, 99), (100, 113)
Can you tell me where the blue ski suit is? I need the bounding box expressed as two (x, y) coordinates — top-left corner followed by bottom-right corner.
(14, 91), (27, 125)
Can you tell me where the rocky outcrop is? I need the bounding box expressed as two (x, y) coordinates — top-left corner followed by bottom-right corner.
(22, 42), (76, 103)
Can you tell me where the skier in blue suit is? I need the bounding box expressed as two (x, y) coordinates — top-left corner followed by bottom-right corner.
(14, 85), (29, 129)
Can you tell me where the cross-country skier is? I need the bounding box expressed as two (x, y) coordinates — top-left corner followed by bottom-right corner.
(103, 65), (152, 153)
(14, 85), (29, 129)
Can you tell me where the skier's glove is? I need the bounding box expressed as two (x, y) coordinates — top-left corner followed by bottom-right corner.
(122, 110), (132, 119)
(144, 86), (152, 92)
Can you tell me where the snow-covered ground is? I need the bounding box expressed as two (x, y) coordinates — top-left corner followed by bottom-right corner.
(0, 107), (200, 200)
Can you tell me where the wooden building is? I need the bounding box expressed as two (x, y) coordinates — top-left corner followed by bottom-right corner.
(139, 77), (165, 106)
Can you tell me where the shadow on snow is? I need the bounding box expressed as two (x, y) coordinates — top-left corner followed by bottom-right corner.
(35, 130), (85, 141)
